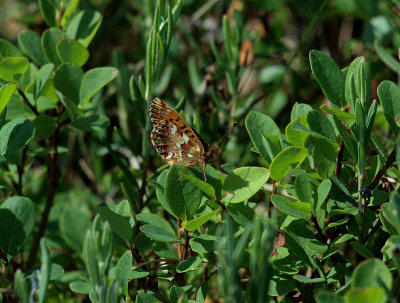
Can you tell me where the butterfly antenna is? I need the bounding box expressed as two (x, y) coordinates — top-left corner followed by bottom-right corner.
(216, 122), (238, 146)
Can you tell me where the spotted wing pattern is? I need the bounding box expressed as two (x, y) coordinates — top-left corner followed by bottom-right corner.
(149, 98), (209, 167)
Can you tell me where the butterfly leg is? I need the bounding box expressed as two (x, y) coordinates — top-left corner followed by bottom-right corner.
(203, 163), (207, 182)
(177, 166), (187, 182)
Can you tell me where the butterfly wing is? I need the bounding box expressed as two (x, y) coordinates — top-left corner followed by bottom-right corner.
(149, 98), (209, 166)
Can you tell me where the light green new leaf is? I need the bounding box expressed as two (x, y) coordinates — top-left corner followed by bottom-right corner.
(57, 39), (89, 67)
(285, 116), (310, 147)
(0, 83), (16, 115)
(0, 57), (29, 82)
(222, 167), (270, 203)
(176, 256), (203, 273)
(183, 209), (220, 232)
(271, 195), (311, 221)
(269, 147), (308, 181)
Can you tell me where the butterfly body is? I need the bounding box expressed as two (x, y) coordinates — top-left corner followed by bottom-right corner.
(149, 98), (215, 169)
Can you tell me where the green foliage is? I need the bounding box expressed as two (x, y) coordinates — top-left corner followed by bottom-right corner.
(0, 0), (400, 302)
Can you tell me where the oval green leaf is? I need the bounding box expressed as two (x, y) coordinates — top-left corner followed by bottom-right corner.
(0, 56), (29, 82)
(222, 167), (270, 203)
(269, 146), (308, 182)
(245, 111), (282, 163)
(309, 50), (346, 107)
(57, 39), (89, 67)
(0, 196), (34, 260)
(79, 67), (119, 105)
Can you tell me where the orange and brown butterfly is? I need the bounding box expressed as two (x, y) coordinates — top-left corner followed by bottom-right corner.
(149, 98), (216, 181)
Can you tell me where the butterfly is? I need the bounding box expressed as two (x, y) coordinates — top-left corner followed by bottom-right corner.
(149, 98), (217, 181)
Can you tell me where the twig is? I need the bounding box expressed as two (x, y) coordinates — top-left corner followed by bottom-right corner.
(26, 117), (64, 269)
(369, 148), (396, 189)
(177, 217), (183, 260)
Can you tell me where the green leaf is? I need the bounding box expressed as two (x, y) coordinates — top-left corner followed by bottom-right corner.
(267, 275), (296, 296)
(96, 203), (133, 246)
(165, 165), (203, 221)
(18, 29), (47, 66)
(294, 174), (313, 205)
(61, 0), (79, 27)
(344, 287), (386, 303)
(57, 39), (89, 67)
(313, 139), (337, 179)
(38, 239), (51, 303)
(293, 275), (325, 283)
(155, 169), (175, 216)
(0, 196), (34, 260)
(352, 258), (392, 289)
(34, 63), (54, 101)
(290, 102), (313, 120)
(70, 115), (110, 131)
(130, 268), (150, 279)
(79, 67), (119, 105)
(222, 167), (270, 203)
(377, 80), (400, 136)
(307, 110), (337, 142)
(60, 207), (91, 253)
(320, 104), (355, 121)
(285, 116), (310, 147)
(42, 28), (66, 66)
(271, 195), (311, 220)
(140, 224), (181, 243)
(54, 63), (84, 103)
(381, 191), (400, 233)
(245, 111), (282, 163)
(33, 115), (57, 139)
(227, 203), (255, 227)
(309, 50), (346, 107)
(190, 235), (216, 254)
(183, 209), (220, 232)
(49, 263), (64, 281)
(269, 146), (308, 182)
(39, 0), (59, 27)
(180, 173), (215, 197)
(136, 213), (175, 234)
(170, 286), (188, 303)
(0, 83), (16, 115)
(316, 180), (331, 211)
(153, 241), (178, 259)
(0, 118), (35, 163)
(332, 116), (357, 161)
(115, 250), (132, 294)
(69, 281), (91, 294)
(0, 38), (22, 59)
(0, 56), (29, 82)
(66, 10), (102, 48)
(176, 256), (203, 273)
(375, 41), (400, 75)
(351, 241), (373, 259)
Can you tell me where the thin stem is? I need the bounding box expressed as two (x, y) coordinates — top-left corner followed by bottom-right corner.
(26, 117), (64, 269)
